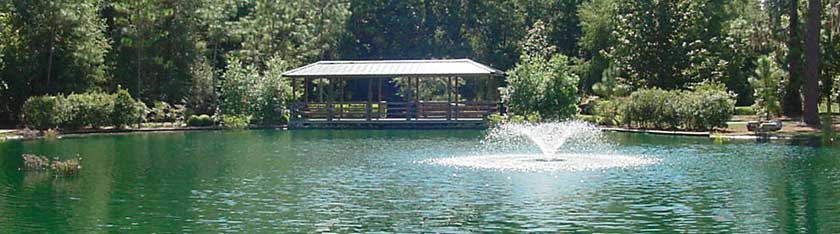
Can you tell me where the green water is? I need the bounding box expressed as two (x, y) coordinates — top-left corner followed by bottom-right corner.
(0, 130), (839, 233)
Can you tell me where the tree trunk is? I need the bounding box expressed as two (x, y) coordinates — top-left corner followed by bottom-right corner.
(784, 0), (804, 117)
(46, 35), (54, 94)
(803, 0), (821, 125)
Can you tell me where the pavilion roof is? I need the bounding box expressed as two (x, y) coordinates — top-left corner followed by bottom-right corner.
(281, 59), (504, 78)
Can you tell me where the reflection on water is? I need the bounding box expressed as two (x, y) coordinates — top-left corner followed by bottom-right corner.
(0, 130), (838, 232)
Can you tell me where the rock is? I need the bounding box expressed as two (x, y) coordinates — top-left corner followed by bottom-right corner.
(748, 120), (782, 133)
(747, 121), (760, 132)
(758, 120), (783, 132)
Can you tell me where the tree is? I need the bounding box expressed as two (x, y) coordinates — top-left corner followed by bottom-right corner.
(824, 1), (840, 114)
(592, 63), (630, 99)
(232, 0), (349, 68)
(503, 21), (579, 120)
(610, 0), (731, 90)
(749, 56), (785, 120)
(578, 0), (617, 94)
(106, 0), (207, 103)
(784, 0), (805, 117)
(803, 0), (821, 125)
(1, 0), (110, 123)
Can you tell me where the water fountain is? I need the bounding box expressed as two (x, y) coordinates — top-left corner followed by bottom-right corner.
(425, 120), (656, 172)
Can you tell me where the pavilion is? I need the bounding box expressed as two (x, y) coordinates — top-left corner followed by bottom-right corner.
(281, 59), (505, 129)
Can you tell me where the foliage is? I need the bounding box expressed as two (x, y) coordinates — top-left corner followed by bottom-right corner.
(749, 56), (784, 120)
(577, 0), (616, 93)
(610, 0), (732, 90)
(22, 154), (50, 171)
(219, 58), (259, 117)
(591, 63), (631, 99)
(735, 106), (757, 115)
(186, 59), (217, 115)
(486, 113), (541, 127)
(22, 91), (144, 130)
(219, 57), (294, 125)
(1, 0), (109, 123)
(186, 114), (213, 127)
(21, 154), (81, 176)
(22, 96), (64, 130)
(147, 101), (186, 123)
(253, 57), (293, 125)
(503, 20), (579, 121)
(593, 100), (623, 126)
(112, 87), (143, 128)
(64, 93), (115, 129)
(220, 114), (250, 129)
(620, 88), (735, 131)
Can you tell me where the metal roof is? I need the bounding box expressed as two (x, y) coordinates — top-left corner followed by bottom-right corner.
(282, 59), (504, 78)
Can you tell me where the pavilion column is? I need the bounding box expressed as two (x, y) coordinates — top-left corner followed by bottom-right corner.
(378, 77), (383, 119)
(415, 77), (420, 119)
(328, 77), (334, 121)
(366, 77), (373, 121)
(405, 77), (412, 121)
(454, 76), (460, 120)
(303, 78), (309, 120)
(339, 78), (344, 120)
(447, 76), (452, 120)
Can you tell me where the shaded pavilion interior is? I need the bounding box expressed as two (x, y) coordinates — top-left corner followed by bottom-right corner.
(282, 59), (504, 128)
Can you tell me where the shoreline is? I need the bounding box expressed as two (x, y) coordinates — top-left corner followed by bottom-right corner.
(0, 124), (831, 142)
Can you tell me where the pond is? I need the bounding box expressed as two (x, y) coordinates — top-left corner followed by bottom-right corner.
(0, 129), (839, 233)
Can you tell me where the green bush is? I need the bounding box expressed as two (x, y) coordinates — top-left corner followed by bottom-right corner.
(22, 96), (64, 130)
(593, 99), (623, 126)
(21, 91), (145, 130)
(620, 88), (734, 131)
(64, 93), (114, 129)
(187, 114), (214, 127)
(502, 21), (579, 121)
(147, 101), (186, 123)
(734, 106), (756, 115)
(112, 88), (143, 128)
(221, 115), (250, 129)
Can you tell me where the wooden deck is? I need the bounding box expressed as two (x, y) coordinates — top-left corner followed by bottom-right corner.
(288, 101), (498, 129)
(289, 118), (487, 129)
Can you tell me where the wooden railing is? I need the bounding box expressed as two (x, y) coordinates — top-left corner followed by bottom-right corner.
(290, 101), (499, 121)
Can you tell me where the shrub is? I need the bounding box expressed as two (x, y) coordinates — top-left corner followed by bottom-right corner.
(147, 101), (186, 123)
(594, 99), (623, 126)
(112, 88), (143, 128)
(63, 93), (114, 129)
(51, 157), (82, 176)
(487, 113), (505, 127)
(734, 106), (756, 115)
(220, 56), (294, 126)
(22, 154), (50, 171)
(187, 114), (214, 127)
(749, 55), (784, 120)
(221, 115), (250, 129)
(620, 88), (734, 131)
(503, 21), (579, 121)
(22, 96), (64, 130)
(22, 91), (145, 130)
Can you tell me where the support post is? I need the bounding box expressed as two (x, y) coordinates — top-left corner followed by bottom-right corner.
(378, 77), (383, 119)
(327, 77), (334, 121)
(304, 78), (309, 103)
(291, 77), (297, 102)
(367, 77), (372, 121)
(406, 77), (412, 121)
(447, 76), (452, 120)
(339, 78), (344, 120)
(415, 77), (420, 119)
(455, 77), (460, 120)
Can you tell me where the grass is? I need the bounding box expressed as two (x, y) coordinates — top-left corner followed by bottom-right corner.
(819, 102), (840, 114)
(21, 154), (81, 176)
